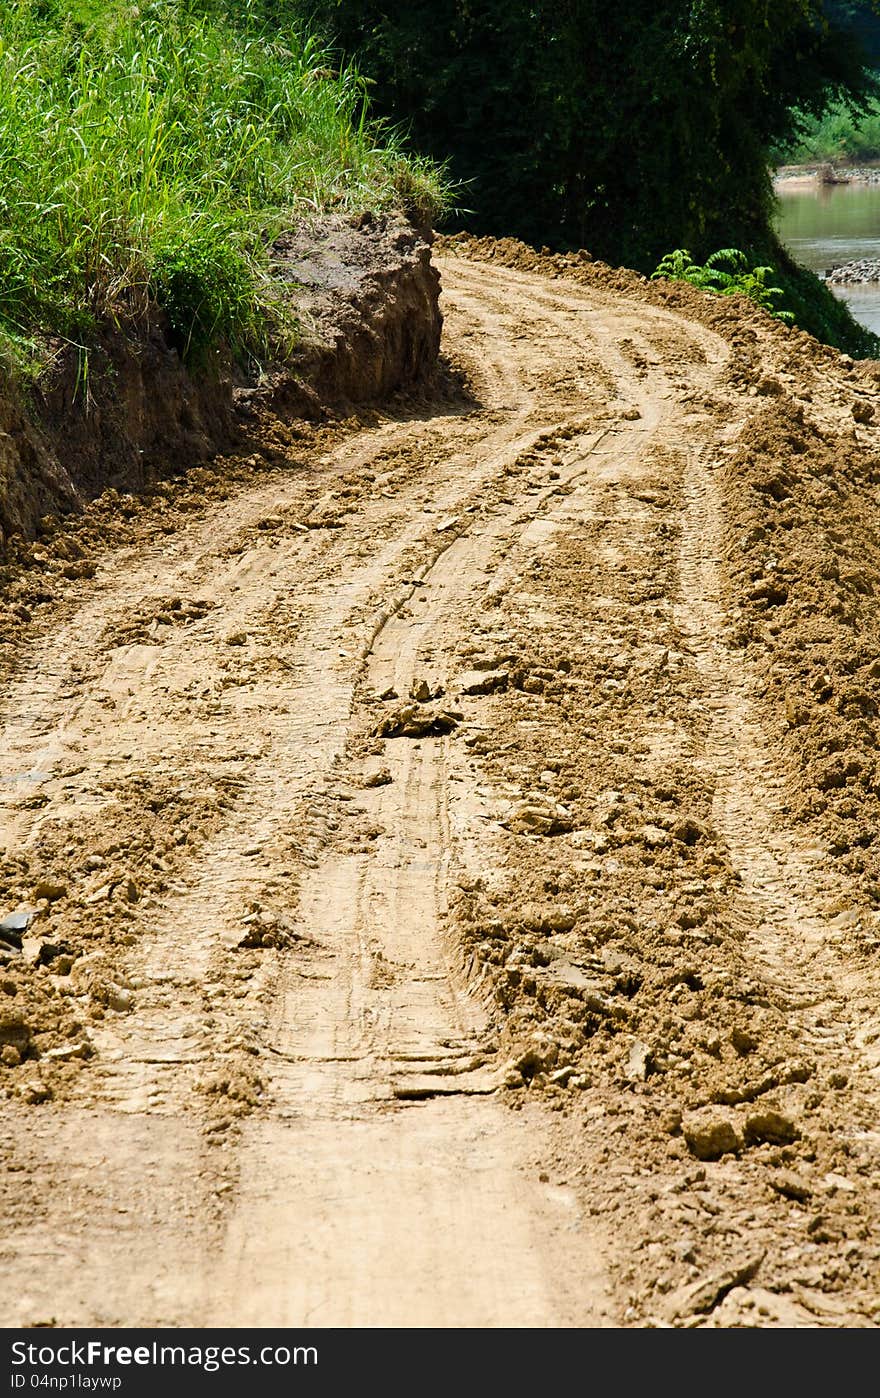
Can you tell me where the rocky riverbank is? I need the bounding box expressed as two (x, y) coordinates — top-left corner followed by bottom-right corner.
(827, 258), (880, 285)
(774, 162), (880, 188)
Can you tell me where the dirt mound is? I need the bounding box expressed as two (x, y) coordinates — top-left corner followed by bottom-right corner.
(438, 229), (840, 368)
(719, 395), (880, 916)
(446, 228), (880, 916)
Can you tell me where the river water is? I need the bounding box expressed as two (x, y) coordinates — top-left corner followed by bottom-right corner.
(775, 179), (880, 335)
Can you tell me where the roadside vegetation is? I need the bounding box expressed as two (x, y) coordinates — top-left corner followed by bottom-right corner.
(651, 244), (879, 356)
(0, 0), (447, 369)
(652, 250), (795, 322)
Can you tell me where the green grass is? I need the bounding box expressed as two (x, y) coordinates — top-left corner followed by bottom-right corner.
(0, 0), (448, 368)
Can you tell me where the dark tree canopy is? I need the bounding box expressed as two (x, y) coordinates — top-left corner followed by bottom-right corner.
(301, 1), (879, 267)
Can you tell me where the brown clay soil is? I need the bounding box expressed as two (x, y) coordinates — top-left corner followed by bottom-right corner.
(3, 235), (880, 1327)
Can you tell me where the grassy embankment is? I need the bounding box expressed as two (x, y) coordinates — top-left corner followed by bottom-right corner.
(0, 0), (446, 373)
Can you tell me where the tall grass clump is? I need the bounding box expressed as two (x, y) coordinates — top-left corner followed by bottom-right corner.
(0, 0), (448, 367)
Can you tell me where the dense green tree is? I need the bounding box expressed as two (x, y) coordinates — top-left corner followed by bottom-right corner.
(826, 1), (880, 63)
(301, 2), (878, 269)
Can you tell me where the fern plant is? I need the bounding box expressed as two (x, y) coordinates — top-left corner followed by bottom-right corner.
(652, 248), (795, 323)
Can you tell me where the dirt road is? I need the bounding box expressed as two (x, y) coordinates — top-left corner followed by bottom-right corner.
(2, 246), (880, 1327)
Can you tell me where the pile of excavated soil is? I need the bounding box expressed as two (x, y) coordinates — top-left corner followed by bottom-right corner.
(417, 238), (880, 1321)
(719, 393), (880, 920)
(427, 435), (878, 1323)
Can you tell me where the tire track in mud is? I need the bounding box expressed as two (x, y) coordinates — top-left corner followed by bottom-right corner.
(195, 267), (685, 1325)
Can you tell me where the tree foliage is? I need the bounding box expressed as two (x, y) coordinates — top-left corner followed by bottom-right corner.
(302, 1), (879, 268)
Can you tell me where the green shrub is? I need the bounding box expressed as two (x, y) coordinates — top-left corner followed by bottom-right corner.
(776, 98), (880, 164)
(150, 234), (259, 364)
(652, 248), (795, 322)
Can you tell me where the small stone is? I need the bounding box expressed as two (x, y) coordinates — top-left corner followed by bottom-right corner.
(743, 1107), (797, 1147)
(456, 668), (509, 696)
(93, 982), (134, 1014)
(373, 703), (459, 738)
(43, 1040), (91, 1063)
(769, 1170), (812, 1202)
(33, 880), (66, 902)
(121, 877), (140, 904)
(435, 516), (459, 533)
(0, 910), (32, 939)
(682, 1107), (743, 1160)
(225, 631), (247, 646)
(363, 767), (393, 789)
(548, 1064), (576, 1087)
(626, 1039), (652, 1081)
(667, 1254), (763, 1320)
(822, 1172), (856, 1194)
(85, 884), (113, 904)
(501, 798), (574, 837)
(641, 824), (669, 848)
(20, 1078), (52, 1105)
(852, 399), (875, 424)
(1, 1045), (21, 1067)
(672, 818), (705, 846)
(0, 913), (28, 949)
(784, 695), (808, 727)
(379, 686), (399, 700)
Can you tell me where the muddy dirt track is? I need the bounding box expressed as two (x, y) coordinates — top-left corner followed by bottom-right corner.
(3, 242), (880, 1327)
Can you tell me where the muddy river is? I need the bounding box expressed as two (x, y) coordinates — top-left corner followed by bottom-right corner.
(775, 179), (880, 335)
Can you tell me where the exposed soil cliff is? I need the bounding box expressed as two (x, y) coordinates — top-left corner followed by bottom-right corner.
(0, 214), (441, 549)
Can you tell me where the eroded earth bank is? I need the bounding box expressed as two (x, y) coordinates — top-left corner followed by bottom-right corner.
(3, 236), (880, 1327)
